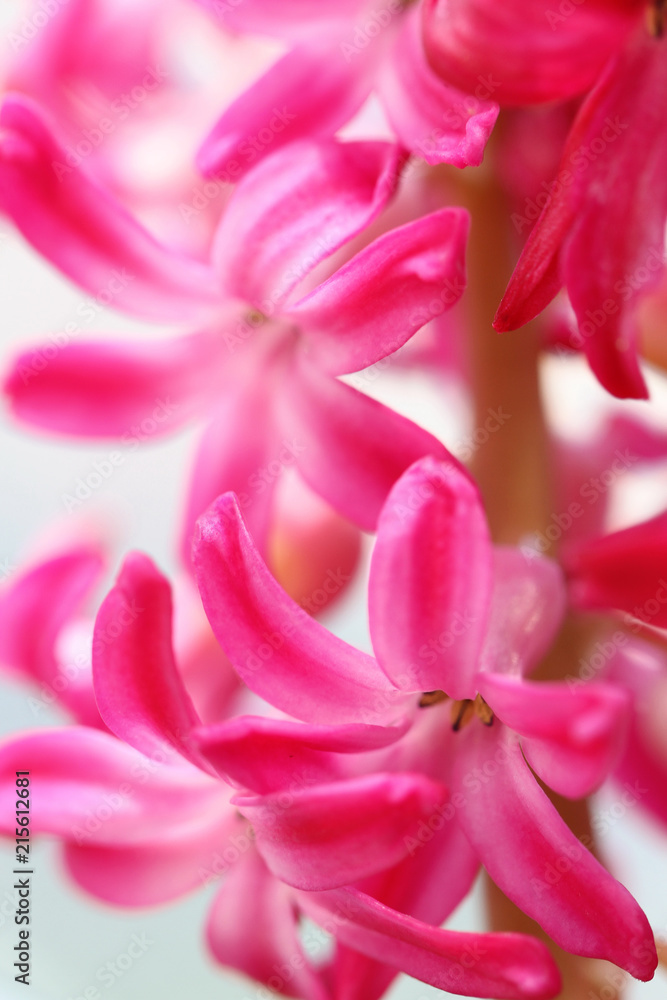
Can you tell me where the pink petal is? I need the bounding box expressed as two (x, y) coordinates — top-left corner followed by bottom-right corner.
(453, 725), (657, 980)
(192, 714), (410, 792)
(212, 139), (403, 312)
(377, 5), (498, 167)
(93, 552), (205, 769)
(0, 95), (220, 322)
(4, 331), (223, 438)
(195, 0), (362, 39)
(197, 38), (374, 180)
(0, 544), (103, 699)
(0, 727), (219, 845)
(193, 493), (409, 725)
(234, 772), (448, 891)
(476, 673), (630, 798)
(275, 353), (451, 531)
(333, 820), (480, 1000)
(479, 549), (566, 677)
(368, 455), (492, 700)
(291, 208), (469, 375)
(180, 375), (281, 565)
(423, 0), (640, 105)
(563, 510), (667, 626)
(63, 807), (237, 907)
(207, 845), (328, 1000)
(299, 887), (561, 999)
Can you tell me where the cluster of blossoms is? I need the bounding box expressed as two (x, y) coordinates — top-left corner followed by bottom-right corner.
(1, 0), (667, 998)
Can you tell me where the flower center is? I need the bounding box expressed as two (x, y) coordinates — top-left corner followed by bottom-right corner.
(418, 691), (494, 730)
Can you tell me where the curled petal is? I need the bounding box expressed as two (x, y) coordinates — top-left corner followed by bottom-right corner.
(93, 553), (205, 769)
(207, 845), (328, 1000)
(292, 208), (469, 375)
(453, 725), (657, 980)
(369, 455), (492, 700)
(212, 139), (403, 312)
(193, 494), (409, 725)
(299, 887), (561, 999)
(0, 95), (220, 322)
(234, 772), (449, 891)
(476, 673), (630, 798)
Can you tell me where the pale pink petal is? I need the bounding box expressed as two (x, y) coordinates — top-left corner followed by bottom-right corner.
(299, 887), (561, 999)
(0, 545), (103, 697)
(291, 208), (468, 375)
(275, 354), (451, 530)
(377, 5), (498, 167)
(0, 95), (220, 322)
(453, 725), (656, 980)
(93, 553), (206, 769)
(180, 374), (281, 565)
(207, 844), (328, 1000)
(423, 0), (640, 105)
(192, 714), (410, 792)
(563, 510), (667, 627)
(4, 331), (223, 438)
(234, 772), (448, 891)
(197, 38), (373, 179)
(193, 494), (410, 725)
(0, 727), (219, 845)
(479, 549), (566, 677)
(63, 807), (237, 906)
(476, 673), (630, 798)
(368, 456), (492, 700)
(195, 0), (362, 39)
(212, 140), (403, 312)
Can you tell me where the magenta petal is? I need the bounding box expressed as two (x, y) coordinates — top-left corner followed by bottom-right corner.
(563, 510), (667, 627)
(192, 714), (410, 792)
(423, 0), (639, 106)
(93, 553), (205, 768)
(369, 456), (492, 699)
(0, 96), (220, 322)
(476, 673), (630, 798)
(4, 332), (222, 438)
(454, 725), (657, 980)
(207, 845), (328, 1000)
(212, 140), (403, 312)
(299, 887), (561, 999)
(197, 38), (373, 180)
(276, 354), (451, 530)
(193, 494), (409, 725)
(378, 5), (498, 167)
(234, 772), (448, 891)
(195, 0), (362, 39)
(292, 208), (468, 375)
(479, 549), (566, 677)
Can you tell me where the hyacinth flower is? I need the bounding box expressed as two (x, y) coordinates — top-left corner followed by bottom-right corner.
(0, 94), (468, 564)
(422, 0), (667, 398)
(188, 454), (657, 984)
(194, 0), (499, 182)
(0, 547), (566, 1000)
